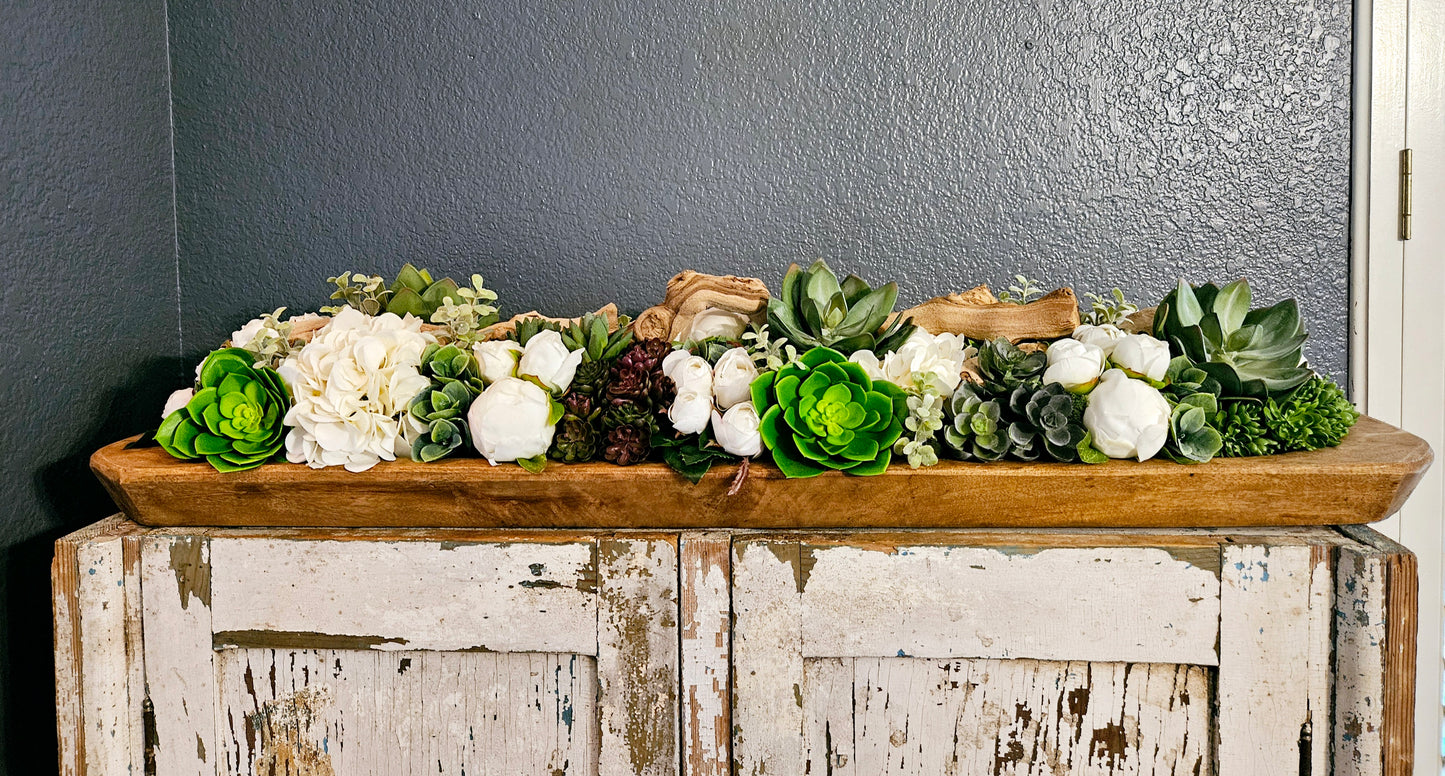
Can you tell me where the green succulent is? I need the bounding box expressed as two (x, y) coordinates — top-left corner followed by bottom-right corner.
(1167, 393), (1224, 463)
(1263, 376), (1359, 451)
(1006, 382), (1088, 462)
(975, 338), (1047, 395)
(386, 263), (467, 319)
(767, 260), (916, 355)
(407, 381), (474, 462)
(419, 343), (486, 394)
(1215, 400), (1278, 457)
(941, 385), (1012, 462)
(1154, 278), (1312, 398)
(750, 346), (909, 477)
(156, 348), (291, 472)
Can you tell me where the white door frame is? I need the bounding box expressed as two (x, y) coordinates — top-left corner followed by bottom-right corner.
(1353, 0), (1445, 769)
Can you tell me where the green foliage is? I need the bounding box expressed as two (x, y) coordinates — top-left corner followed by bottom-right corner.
(767, 260), (916, 354)
(232, 307), (303, 369)
(974, 338), (1047, 395)
(940, 385), (1011, 461)
(322, 265), (500, 330)
(894, 388), (945, 469)
(1081, 288), (1138, 326)
(742, 323), (801, 371)
(322, 272), (391, 316)
(1167, 393), (1224, 463)
(1262, 376), (1359, 451)
(428, 274), (500, 346)
(406, 344), (486, 462)
(653, 429), (738, 483)
(560, 313), (634, 363)
(1154, 278), (1312, 397)
(997, 274), (1045, 305)
(156, 348), (291, 472)
(1215, 400), (1277, 457)
(750, 346), (908, 477)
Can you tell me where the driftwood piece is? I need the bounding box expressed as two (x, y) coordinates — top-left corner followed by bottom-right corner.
(478, 303), (621, 341)
(893, 286), (1080, 342)
(1121, 305), (1157, 334)
(633, 271), (769, 342)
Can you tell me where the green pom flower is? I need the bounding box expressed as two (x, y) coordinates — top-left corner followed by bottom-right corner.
(750, 347), (908, 478)
(1263, 375), (1359, 451)
(156, 348), (291, 472)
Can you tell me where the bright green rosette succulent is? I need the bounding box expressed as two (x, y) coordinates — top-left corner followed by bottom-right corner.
(156, 348), (291, 472)
(749, 346), (908, 478)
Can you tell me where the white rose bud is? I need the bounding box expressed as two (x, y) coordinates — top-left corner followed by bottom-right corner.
(517, 329), (586, 393)
(162, 388), (194, 420)
(1071, 323), (1125, 356)
(711, 347), (759, 409)
(686, 308), (751, 341)
(668, 388), (714, 434)
(473, 340), (523, 384)
(1110, 333), (1171, 383)
(1083, 369), (1172, 461)
(662, 350), (714, 393)
(468, 377), (557, 464)
(1043, 338), (1106, 393)
(712, 402), (763, 457)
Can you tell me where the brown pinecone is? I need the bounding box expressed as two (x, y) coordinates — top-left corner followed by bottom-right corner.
(604, 423), (651, 465)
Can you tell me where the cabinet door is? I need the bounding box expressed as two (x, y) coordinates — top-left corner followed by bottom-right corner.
(730, 529), (1368, 776)
(138, 529), (678, 776)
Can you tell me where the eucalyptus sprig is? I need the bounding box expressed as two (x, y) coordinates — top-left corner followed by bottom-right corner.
(430, 274), (500, 347)
(1082, 288), (1138, 326)
(321, 272), (391, 316)
(741, 323), (800, 372)
(893, 386), (945, 468)
(997, 274), (1044, 305)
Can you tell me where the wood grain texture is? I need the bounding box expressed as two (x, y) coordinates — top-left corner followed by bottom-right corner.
(597, 536), (679, 776)
(91, 416), (1431, 528)
(1335, 525), (1419, 775)
(731, 540), (804, 776)
(215, 648), (598, 775)
(140, 534), (217, 776)
(208, 537), (598, 653)
(891, 285), (1082, 342)
(679, 533), (730, 776)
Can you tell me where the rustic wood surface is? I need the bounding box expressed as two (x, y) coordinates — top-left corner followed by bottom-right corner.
(91, 415), (1432, 529)
(679, 533), (731, 776)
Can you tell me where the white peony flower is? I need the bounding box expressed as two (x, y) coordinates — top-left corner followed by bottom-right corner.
(668, 388), (713, 434)
(162, 388), (193, 420)
(1083, 369), (1171, 461)
(686, 308), (751, 341)
(473, 339), (523, 384)
(711, 402), (763, 457)
(1071, 324), (1125, 356)
(849, 330), (970, 393)
(279, 307), (435, 472)
(711, 347), (758, 409)
(467, 377), (557, 464)
(662, 350), (714, 393)
(229, 316), (276, 351)
(1043, 338), (1106, 393)
(517, 329), (585, 393)
(1110, 333), (1171, 382)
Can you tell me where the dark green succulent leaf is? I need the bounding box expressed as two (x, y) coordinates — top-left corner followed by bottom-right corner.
(841, 274), (870, 306)
(387, 287), (427, 317)
(1156, 278), (1311, 398)
(391, 263), (431, 293)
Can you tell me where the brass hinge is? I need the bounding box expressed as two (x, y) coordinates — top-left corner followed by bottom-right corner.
(1400, 148), (1413, 240)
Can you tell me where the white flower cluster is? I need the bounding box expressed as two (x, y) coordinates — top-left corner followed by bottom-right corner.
(465, 330), (583, 465)
(1044, 323), (1176, 461)
(848, 329), (972, 394)
(662, 347), (763, 457)
(278, 308), (435, 472)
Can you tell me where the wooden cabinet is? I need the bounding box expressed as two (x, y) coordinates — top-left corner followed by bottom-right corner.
(55, 519), (1415, 775)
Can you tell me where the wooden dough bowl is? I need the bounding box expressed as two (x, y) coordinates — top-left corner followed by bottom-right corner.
(91, 416), (1431, 529)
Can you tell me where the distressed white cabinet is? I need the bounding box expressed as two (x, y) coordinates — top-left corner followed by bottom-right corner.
(56, 520), (1414, 775)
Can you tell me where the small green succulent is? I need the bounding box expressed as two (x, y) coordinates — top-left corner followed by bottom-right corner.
(1263, 376), (1359, 451)
(767, 260), (916, 354)
(405, 344), (486, 462)
(156, 348), (291, 472)
(1215, 400), (1278, 457)
(1154, 278), (1312, 397)
(941, 385), (1012, 462)
(975, 338), (1047, 395)
(750, 346), (909, 478)
(1166, 393), (1224, 463)
(1006, 382), (1088, 462)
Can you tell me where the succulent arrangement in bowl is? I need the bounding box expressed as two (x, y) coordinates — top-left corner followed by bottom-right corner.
(151, 260), (1357, 478)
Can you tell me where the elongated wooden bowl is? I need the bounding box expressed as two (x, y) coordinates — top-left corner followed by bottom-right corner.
(91, 416), (1431, 529)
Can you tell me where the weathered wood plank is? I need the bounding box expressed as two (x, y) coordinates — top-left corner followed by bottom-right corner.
(597, 536), (679, 776)
(215, 648), (598, 775)
(208, 537), (598, 654)
(140, 534), (216, 776)
(799, 544), (1221, 664)
(1217, 544), (1318, 774)
(801, 658), (854, 776)
(92, 416), (1432, 528)
(732, 540), (804, 776)
(53, 527), (85, 776)
(846, 658), (1210, 775)
(1335, 525), (1418, 776)
(679, 532), (730, 776)
(75, 537), (138, 775)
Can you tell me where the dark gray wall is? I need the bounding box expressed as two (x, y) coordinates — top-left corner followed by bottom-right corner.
(0, 0), (178, 771)
(172, 0), (1352, 378)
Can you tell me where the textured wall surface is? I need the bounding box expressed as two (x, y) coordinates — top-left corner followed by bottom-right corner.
(172, 0), (1352, 377)
(0, 0), (177, 770)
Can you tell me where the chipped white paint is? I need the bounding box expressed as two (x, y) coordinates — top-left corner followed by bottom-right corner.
(141, 534), (216, 776)
(1335, 546), (1388, 774)
(215, 648), (597, 775)
(1306, 547), (1333, 771)
(802, 658), (855, 776)
(842, 658), (1211, 775)
(1217, 544), (1318, 774)
(679, 533), (730, 776)
(597, 537), (679, 776)
(53, 549), (80, 776)
(209, 538), (597, 653)
(801, 544), (1221, 665)
(732, 541), (805, 776)
(75, 538), (139, 775)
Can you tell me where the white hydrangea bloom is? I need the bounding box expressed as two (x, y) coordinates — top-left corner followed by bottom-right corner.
(278, 307), (435, 472)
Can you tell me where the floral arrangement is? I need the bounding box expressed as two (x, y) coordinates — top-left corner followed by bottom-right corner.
(154, 261), (1358, 480)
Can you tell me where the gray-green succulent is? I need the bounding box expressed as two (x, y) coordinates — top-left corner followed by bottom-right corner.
(1154, 278), (1312, 398)
(767, 260), (916, 354)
